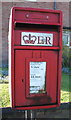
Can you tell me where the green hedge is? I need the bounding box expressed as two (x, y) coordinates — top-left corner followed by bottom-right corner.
(62, 46), (71, 68)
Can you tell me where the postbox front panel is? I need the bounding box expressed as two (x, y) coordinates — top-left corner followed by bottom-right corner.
(15, 50), (58, 107)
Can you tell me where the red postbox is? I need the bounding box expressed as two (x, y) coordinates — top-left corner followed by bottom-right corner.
(9, 7), (62, 110)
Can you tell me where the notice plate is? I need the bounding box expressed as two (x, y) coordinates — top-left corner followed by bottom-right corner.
(21, 32), (53, 46)
(30, 62), (46, 93)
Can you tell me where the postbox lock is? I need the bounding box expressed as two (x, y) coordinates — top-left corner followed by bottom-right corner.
(22, 79), (24, 82)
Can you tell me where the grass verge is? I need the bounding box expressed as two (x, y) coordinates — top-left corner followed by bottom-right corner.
(0, 84), (10, 107)
(60, 72), (71, 103)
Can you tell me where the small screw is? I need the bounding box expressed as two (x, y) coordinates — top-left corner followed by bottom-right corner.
(46, 16), (49, 19)
(26, 14), (29, 18)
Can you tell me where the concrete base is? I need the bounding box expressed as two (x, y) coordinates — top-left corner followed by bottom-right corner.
(0, 102), (71, 119)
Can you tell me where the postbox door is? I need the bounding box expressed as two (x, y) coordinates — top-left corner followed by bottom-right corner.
(15, 50), (58, 107)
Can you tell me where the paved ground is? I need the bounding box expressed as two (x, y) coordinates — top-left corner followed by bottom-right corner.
(0, 103), (71, 119)
(37, 109), (70, 119)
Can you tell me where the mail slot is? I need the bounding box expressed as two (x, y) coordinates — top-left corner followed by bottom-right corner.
(9, 7), (62, 110)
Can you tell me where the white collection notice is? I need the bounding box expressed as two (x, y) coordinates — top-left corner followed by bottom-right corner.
(30, 62), (46, 93)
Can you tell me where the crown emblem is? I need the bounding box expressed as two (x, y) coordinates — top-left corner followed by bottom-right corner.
(23, 34), (36, 44)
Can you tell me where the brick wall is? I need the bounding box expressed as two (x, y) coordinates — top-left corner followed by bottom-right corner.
(1, 2), (70, 66)
(69, 2), (71, 46)
(57, 2), (69, 27)
(0, 3), (2, 67)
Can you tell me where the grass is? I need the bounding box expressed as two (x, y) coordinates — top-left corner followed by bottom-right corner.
(0, 72), (71, 107)
(61, 90), (71, 103)
(0, 84), (10, 107)
(61, 72), (70, 92)
(61, 72), (71, 103)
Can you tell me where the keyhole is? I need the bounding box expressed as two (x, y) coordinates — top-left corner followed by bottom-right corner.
(22, 79), (24, 82)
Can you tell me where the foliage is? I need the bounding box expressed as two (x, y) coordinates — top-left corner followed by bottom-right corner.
(69, 49), (71, 67)
(0, 66), (8, 77)
(0, 66), (9, 83)
(62, 46), (71, 68)
(62, 46), (69, 67)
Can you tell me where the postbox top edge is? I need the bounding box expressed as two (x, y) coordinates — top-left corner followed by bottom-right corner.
(11, 6), (62, 14)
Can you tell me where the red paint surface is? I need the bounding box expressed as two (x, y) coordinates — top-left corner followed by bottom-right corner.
(10, 7), (62, 110)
